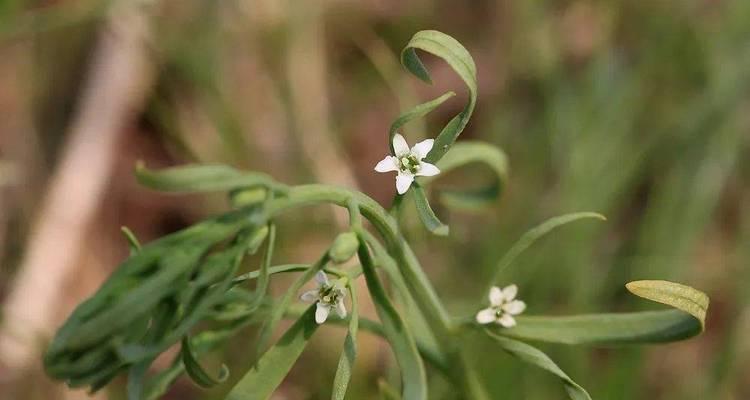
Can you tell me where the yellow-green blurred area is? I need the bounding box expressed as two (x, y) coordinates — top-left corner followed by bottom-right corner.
(0, 0), (749, 399)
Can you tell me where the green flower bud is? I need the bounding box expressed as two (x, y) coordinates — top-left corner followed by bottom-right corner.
(328, 232), (359, 263)
(230, 187), (267, 207)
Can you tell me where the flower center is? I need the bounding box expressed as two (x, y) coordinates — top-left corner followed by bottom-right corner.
(398, 154), (421, 174)
(318, 284), (343, 305)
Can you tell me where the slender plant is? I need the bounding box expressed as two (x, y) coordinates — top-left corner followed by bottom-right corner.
(43, 30), (709, 400)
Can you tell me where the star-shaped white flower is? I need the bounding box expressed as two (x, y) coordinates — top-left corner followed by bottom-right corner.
(475, 284), (526, 328)
(374, 133), (441, 194)
(300, 271), (347, 324)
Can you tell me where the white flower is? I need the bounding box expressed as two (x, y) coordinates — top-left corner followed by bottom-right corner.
(475, 284), (526, 328)
(300, 271), (347, 324)
(374, 133), (441, 195)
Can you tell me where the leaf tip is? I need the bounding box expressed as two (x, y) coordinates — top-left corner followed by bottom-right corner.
(134, 160), (146, 172)
(433, 225), (450, 236)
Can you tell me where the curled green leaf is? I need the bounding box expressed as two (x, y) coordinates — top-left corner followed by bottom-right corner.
(401, 30), (477, 163)
(484, 332), (591, 400)
(420, 141), (508, 211)
(181, 336), (229, 388)
(389, 92), (455, 155)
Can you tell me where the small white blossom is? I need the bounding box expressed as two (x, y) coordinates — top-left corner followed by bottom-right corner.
(300, 271), (347, 324)
(475, 284), (526, 328)
(374, 133), (441, 194)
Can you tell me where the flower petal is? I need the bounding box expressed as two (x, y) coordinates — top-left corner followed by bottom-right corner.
(411, 138), (434, 159)
(315, 303), (331, 324)
(416, 162), (440, 177)
(395, 173), (414, 195)
(374, 156), (398, 173)
(393, 133), (410, 156)
(489, 287), (503, 306)
(475, 308), (497, 324)
(502, 284), (518, 301)
(503, 300), (526, 315)
(300, 290), (318, 303)
(497, 314), (516, 328)
(315, 271), (329, 286)
(335, 300), (347, 318)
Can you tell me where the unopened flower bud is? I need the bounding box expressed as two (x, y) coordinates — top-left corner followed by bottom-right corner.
(328, 232), (359, 263)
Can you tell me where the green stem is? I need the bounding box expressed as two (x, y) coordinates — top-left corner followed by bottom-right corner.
(456, 352), (492, 400)
(266, 184), (486, 396)
(268, 184), (453, 338)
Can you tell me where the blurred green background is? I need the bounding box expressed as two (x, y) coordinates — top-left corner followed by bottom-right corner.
(0, 0), (748, 399)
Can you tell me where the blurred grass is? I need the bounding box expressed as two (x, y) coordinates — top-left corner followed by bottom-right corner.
(1, 0), (749, 399)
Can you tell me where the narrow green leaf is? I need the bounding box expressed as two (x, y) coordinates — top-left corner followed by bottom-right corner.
(501, 310), (700, 345)
(120, 226), (142, 254)
(127, 360), (151, 400)
(44, 208), (261, 392)
(401, 30), (477, 163)
(412, 183), (449, 236)
(357, 230), (449, 373)
(490, 212), (606, 285)
(249, 224), (275, 313)
(231, 264), (350, 286)
(256, 255), (327, 354)
(420, 141), (509, 211)
(142, 356), (184, 400)
(331, 281), (359, 400)
(378, 379), (402, 400)
(485, 332), (591, 400)
(135, 162), (274, 193)
(356, 237), (427, 400)
(490, 282), (709, 345)
(181, 336), (229, 388)
(388, 92), (455, 155)
(225, 307), (319, 400)
(625, 280), (709, 330)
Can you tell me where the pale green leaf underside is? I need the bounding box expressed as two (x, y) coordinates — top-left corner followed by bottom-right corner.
(485, 332), (591, 400)
(400, 30), (477, 164)
(625, 280), (708, 330)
